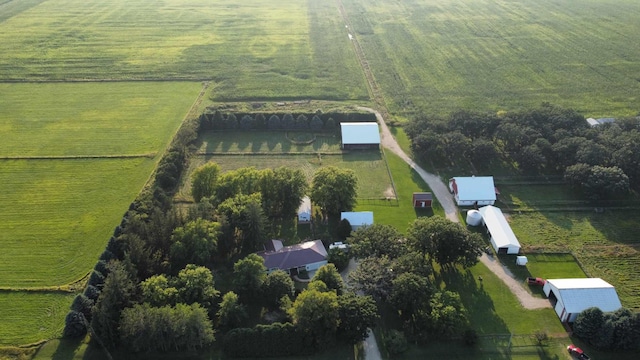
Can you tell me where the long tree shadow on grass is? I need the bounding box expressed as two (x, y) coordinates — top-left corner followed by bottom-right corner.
(438, 269), (510, 335)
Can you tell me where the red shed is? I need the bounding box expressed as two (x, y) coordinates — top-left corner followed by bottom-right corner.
(412, 192), (433, 208)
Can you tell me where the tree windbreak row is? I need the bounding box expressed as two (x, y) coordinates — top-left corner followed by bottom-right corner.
(199, 110), (376, 131)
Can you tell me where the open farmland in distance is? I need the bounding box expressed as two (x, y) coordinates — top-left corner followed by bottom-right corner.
(0, 82), (201, 157)
(0, 0), (368, 101)
(344, 0), (640, 117)
(0, 82), (200, 287)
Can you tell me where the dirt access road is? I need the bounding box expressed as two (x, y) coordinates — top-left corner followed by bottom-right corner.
(359, 106), (550, 310)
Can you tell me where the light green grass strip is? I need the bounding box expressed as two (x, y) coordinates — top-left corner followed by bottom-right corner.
(0, 291), (74, 346)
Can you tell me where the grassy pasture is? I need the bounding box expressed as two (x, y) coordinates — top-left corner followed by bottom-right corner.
(0, 291), (74, 346)
(345, 0), (640, 117)
(509, 210), (640, 309)
(0, 0), (368, 100)
(196, 131), (343, 154)
(0, 82), (201, 157)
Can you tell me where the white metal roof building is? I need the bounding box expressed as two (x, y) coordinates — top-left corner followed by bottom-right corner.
(449, 176), (496, 206)
(543, 278), (622, 323)
(340, 122), (381, 149)
(297, 196), (312, 223)
(478, 205), (521, 254)
(341, 211), (374, 230)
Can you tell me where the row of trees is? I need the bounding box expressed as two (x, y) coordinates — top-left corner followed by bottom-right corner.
(573, 307), (640, 350)
(346, 218), (484, 341)
(405, 104), (640, 199)
(199, 110), (376, 132)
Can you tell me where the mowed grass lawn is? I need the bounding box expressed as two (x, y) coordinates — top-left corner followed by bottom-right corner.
(196, 131), (343, 154)
(345, 0), (640, 117)
(0, 0), (367, 100)
(0, 292), (74, 346)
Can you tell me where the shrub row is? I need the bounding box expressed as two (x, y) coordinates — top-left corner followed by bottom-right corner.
(222, 323), (315, 358)
(200, 111), (375, 132)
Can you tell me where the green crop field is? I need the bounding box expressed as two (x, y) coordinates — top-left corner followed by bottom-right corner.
(0, 82), (200, 346)
(344, 0), (640, 117)
(0, 82), (200, 157)
(0, 291), (74, 346)
(0, 0), (368, 101)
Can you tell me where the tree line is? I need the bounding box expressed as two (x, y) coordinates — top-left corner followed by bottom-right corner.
(405, 104), (640, 200)
(199, 110), (376, 132)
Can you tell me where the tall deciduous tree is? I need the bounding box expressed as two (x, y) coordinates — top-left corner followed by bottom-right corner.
(311, 264), (344, 295)
(289, 288), (339, 349)
(170, 219), (220, 270)
(390, 272), (434, 320)
(140, 274), (178, 307)
(260, 167), (308, 219)
(407, 217), (483, 269)
(217, 193), (266, 254)
(428, 291), (469, 339)
(310, 166), (358, 217)
(217, 291), (248, 330)
(337, 292), (379, 344)
(191, 162), (220, 203)
(174, 264), (219, 310)
(347, 224), (407, 259)
(261, 270), (295, 308)
(348, 256), (395, 300)
(233, 254), (266, 303)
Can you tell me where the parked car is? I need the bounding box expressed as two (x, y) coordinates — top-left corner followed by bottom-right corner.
(567, 344), (590, 359)
(526, 277), (546, 286)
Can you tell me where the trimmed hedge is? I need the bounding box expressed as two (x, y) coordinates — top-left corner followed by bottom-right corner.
(200, 111), (375, 132)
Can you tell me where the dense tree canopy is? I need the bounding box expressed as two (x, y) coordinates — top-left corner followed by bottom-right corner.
(337, 292), (379, 344)
(310, 166), (358, 217)
(119, 303), (215, 352)
(407, 217), (483, 269)
(311, 264), (344, 295)
(289, 288), (340, 349)
(170, 219), (220, 270)
(191, 162), (221, 203)
(347, 224), (407, 259)
(233, 254), (267, 303)
(261, 270), (295, 309)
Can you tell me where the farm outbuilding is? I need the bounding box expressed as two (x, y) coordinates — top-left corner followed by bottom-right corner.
(466, 210), (483, 226)
(297, 196), (312, 223)
(341, 211), (374, 230)
(449, 176), (496, 206)
(259, 240), (328, 275)
(586, 117), (615, 127)
(543, 278), (622, 323)
(340, 122), (381, 150)
(478, 205), (521, 254)
(412, 192), (433, 208)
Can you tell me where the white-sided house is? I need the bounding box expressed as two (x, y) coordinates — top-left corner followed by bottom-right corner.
(341, 211), (374, 230)
(543, 278), (622, 323)
(340, 122), (381, 150)
(297, 196), (312, 224)
(478, 205), (521, 254)
(449, 176), (496, 206)
(259, 240), (328, 275)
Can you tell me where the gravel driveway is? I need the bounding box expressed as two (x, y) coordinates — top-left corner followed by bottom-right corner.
(358, 106), (550, 310)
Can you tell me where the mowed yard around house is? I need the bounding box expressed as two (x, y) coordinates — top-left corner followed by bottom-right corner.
(0, 0), (368, 101)
(344, 0), (640, 118)
(0, 82), (202, 346)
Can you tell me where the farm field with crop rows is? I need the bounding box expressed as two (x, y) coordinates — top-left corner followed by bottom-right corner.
(0, 0), (368, 101)
(343, 0), (640, 117)
(0, 82), (200, 346)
